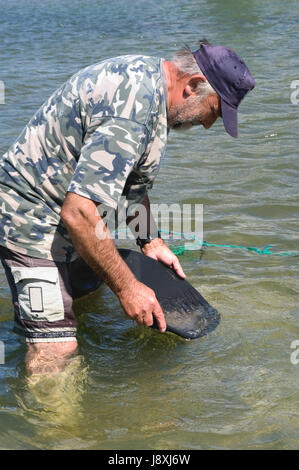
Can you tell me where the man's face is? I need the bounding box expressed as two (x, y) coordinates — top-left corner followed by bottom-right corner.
(167, 93), (221, 131)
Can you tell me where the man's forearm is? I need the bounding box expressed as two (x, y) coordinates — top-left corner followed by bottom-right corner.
(125, 195), (185, 279)
(61, 193), (136, 295)
(126, 194), (160, 240)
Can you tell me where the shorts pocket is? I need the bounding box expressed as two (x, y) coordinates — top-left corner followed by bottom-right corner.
(11, 266), (64, 322)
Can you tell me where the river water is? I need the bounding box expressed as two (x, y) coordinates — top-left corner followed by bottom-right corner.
(0, 0), (299, 450)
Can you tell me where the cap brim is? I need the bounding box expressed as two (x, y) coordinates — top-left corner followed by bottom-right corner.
(221, 99), (238, 138)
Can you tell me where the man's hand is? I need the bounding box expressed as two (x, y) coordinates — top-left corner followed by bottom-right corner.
(141, 237), (186, 279)
(118, 280), (166, 331)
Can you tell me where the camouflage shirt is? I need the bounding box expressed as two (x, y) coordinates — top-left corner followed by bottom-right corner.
(0, 55), (168, 261)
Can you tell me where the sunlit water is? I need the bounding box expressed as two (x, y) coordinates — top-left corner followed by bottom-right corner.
(0, 0), (298, 450)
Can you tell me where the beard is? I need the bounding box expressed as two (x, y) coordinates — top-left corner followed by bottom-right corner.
(167, 94), (205, 131)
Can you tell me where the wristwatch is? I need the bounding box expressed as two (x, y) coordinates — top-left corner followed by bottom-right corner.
(136, 231), (161, 249)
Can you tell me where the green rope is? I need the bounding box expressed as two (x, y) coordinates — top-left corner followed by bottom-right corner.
(163, 232), (299, 257)
(113, 229), (299, 257)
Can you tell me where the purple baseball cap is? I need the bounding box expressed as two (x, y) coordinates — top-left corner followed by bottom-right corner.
(193, 44), (255, 137)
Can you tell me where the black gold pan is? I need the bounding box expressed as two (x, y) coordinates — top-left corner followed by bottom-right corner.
(119, 249), (220, 340)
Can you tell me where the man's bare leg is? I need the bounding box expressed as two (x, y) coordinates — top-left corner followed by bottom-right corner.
(26, 341), (78, 376)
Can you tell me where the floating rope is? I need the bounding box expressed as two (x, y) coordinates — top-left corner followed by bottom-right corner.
(159, 231), (299, 257)
(113, 229), (299, 257)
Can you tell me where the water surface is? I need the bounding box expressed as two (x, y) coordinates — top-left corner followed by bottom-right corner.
(0, 0), (299, 450)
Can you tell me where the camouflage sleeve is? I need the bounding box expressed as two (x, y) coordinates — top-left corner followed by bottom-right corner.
(121, 123), (168, 205)
(122, 169), (152, 205)
(67, 117), (148, 209)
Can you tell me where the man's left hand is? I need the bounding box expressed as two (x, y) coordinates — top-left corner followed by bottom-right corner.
(141, 238), (186, 279)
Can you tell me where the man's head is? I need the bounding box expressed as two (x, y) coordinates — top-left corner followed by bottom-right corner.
(165, 41), (255, 137)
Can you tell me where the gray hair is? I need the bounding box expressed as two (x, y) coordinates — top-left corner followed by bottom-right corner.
(172, 45), (216, 97)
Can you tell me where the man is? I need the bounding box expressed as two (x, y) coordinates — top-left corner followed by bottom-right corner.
(0, 41), (255, 374)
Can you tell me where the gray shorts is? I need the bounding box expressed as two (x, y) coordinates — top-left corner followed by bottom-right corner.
(0, 245), (102, 343)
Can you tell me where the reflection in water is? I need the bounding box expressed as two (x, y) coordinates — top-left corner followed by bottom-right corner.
(15, 355), (88, 445)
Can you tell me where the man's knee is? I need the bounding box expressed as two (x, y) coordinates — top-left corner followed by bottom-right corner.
(26, 340), (78, 375)
(27, 340), (78, 355)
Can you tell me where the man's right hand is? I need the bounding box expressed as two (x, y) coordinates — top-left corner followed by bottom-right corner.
(118, 280), (166, 332)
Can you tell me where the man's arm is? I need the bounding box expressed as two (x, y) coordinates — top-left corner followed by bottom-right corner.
(126, 194), (186, 279)
(60, 192), (166, 332)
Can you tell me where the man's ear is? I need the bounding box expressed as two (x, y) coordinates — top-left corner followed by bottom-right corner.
(184, 74), (206, 97)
